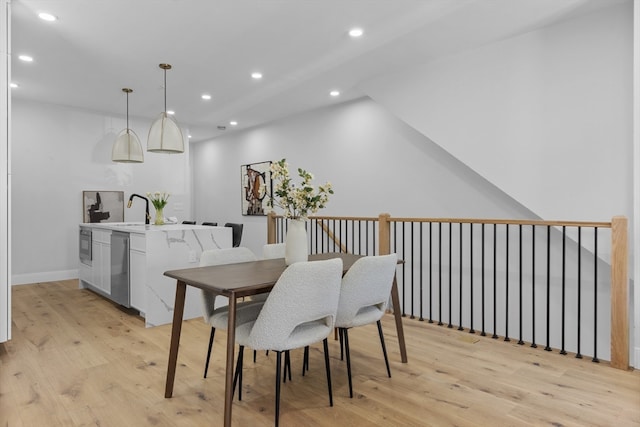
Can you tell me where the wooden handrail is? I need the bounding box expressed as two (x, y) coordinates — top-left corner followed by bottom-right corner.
(273, 213), (614, 228)
(388, 217), (613, 228)
(308, 215), (380, 221)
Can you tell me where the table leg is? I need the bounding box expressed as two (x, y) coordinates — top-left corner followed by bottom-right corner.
(389, 275), (408, 363)
(165, 280), (187, 398)
(224, 295), (238, 427)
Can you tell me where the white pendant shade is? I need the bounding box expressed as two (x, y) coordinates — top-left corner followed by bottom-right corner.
(147, 112), (184, 153)
(112, 88), (144, 163)
(112, 129), (144, 163)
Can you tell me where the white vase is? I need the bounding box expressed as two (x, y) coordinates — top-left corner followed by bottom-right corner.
(154, 207), (164, 225)
(285, 218), (308, 265)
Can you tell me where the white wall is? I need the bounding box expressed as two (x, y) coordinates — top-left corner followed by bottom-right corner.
(11, 99), (192, 285)
(361, 2), (633, 225)
(192, 96), (538, 261)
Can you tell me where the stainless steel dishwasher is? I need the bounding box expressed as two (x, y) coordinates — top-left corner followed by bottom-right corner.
(110, 231), (130, 307)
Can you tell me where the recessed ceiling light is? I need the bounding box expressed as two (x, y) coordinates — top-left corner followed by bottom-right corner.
(230, 121), (238, 126)
(188, 134), (192, 139)
(167, 110), (175, 115)
(348, 28), (364, 37)
(330, 90), (340, 97)
(201, 94), (211, 100)
(18, 55), (33, 62)
(251, 72), (263, 80)
(10, 82), (18, 88)
(38, 12), (57, 22)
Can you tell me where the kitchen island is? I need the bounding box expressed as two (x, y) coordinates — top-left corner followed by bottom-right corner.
(79, 223), (232, 327)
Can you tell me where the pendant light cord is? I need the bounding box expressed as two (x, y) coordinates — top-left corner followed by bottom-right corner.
(164, 68), (167, 113)
(126, 91), (130, 130)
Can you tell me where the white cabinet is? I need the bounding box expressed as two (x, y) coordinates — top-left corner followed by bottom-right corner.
(79, 262), (92, 283)
(85, 229), (111, 295)
(129, 234), (146, 312)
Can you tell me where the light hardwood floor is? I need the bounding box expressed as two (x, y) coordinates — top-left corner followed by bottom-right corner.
(1, 280), (639, 426)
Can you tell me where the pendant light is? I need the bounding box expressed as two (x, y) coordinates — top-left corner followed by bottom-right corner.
(147, 63), (184, 153)
(112, 88), (144, 163)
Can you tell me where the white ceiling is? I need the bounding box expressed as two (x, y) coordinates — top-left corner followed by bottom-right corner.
(9, 0), (625, 142)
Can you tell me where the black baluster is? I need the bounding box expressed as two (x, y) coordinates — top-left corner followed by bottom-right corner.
(518, 224), (524, 345)
(545, 225), (551, 351)
(531, 225), (537, 348)
(458, 222), (464, 331)
(505, 224), (510, 342)
(351, 220), (354, 254)
(429, 222), (433, 323)
(401, 221), (406, 317)
(419, 222), (424, 321)
(410, 221), (415, 320)
(560, 226), (567, 355)
(577, 227), (582, 359)
(481, 223), (486, 336)
(593, 228), (599, 363)
(332, 219), (336, 252)
(366, 220), (370, 255)
(469, 223), (475, 334)
(448, 222), (453, 328)
(493, 223), (498, 339)
(438, 222), (443, 326)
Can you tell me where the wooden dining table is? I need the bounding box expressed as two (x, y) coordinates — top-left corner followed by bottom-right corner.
(163, 252), (407, 427)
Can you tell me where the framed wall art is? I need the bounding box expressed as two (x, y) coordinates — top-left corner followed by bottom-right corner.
(241, 161), (272, 216)
(82, 190), (124, 223)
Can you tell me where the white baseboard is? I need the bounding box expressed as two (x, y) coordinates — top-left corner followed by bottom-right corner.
(12, 269), (78, 286)
(634, 347), (640, 370)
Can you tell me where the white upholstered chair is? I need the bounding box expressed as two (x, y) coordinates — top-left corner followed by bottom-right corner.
(233, 258), (343, 427)
(334, 253), (398, 397)
(199, 247), (264, 378)
(262, 243), (286, 259)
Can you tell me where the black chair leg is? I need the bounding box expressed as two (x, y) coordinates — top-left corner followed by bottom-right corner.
(233, 346), (244, 401)
(252, 349), (268, 363)
(275, 351), (282, 427)
(283, 350), (292, 383)
(302, 346), (309, 376)
(204, 327), (216, 378)
(322, 338), (333, 407)
(377, 320), (391, 378)
(339, 328), (344, 360)
(343, 328), (353, 398)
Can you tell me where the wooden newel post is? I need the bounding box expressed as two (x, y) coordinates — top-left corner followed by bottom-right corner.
(378, 212), (407, 362)
(267, 212), (277, 244)
(610, 215), (629, 370)
(378, 213), (391, 255)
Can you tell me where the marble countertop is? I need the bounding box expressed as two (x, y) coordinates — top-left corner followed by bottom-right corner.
(79, 222), (221, 234)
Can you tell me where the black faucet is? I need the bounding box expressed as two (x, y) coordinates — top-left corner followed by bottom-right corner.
(127, 193), (150, 224)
